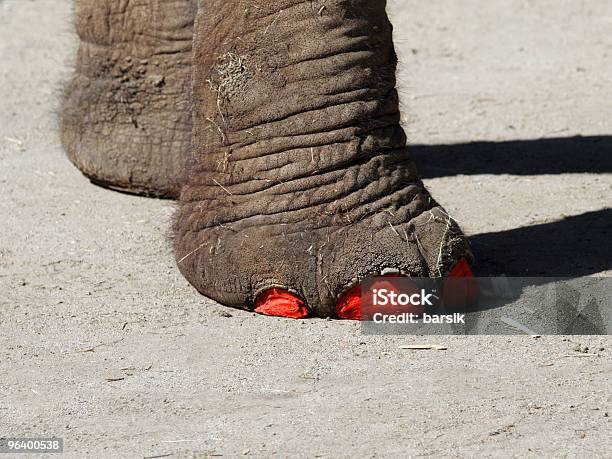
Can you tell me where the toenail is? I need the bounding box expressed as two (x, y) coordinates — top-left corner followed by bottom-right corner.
(442, 258), (480, 308)
(254, 288), (311, 319)
(336, 274), (425, 321)
(448, 258), (475, 278)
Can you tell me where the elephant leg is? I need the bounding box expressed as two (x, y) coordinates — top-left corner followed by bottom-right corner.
(61, 0), (196, 198)
(173, 0), (473, 318)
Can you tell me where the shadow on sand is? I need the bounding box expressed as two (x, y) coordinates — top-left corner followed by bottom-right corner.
(470, 209), (611, 277)
(407, 135), (611, 276)
(406, 136), (611, 332)
(410, 135), (612, 178)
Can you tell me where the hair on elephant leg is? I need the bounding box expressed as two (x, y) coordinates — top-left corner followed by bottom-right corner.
(61, 0), (197, 198)
(173, 0), (474, 318)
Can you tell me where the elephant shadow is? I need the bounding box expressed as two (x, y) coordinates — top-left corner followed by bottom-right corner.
(470, 209), (611, 277)
(464, 210), (610, 334)
(410, 135), (612, 178)
(407, 136), (611, 333)
(407, 135), (611, 276)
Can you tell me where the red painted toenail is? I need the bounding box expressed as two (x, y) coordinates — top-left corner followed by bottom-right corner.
(448, 257), (475, 278)
(336, 275), (425, 321)
(443, 258), (480, 308)
(336, 283), (363, 320)
(254, 288), (311, 319)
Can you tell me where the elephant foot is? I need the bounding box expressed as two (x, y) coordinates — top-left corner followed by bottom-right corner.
(175, 184), (473, 318)
(174, 0), (474, 318)
(248, 208), (474, 320)
(253, 261), (475, 320)
(60, 0), (197, 198)
(253, 258), (476, 320)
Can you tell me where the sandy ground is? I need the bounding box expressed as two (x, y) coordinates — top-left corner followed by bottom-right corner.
(1, 0), (611, 457)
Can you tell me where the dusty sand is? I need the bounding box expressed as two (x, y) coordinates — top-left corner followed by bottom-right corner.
(1, 0), (610, 457)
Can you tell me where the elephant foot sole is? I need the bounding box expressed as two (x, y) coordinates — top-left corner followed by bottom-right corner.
(88, 177), (178, 199)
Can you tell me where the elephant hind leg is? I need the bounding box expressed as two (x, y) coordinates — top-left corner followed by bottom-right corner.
(61, 0), (196, 198)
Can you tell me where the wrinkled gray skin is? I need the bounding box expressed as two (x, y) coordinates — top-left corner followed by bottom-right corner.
(61, 0), (196, 197)
(172, 0), (473, 317)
